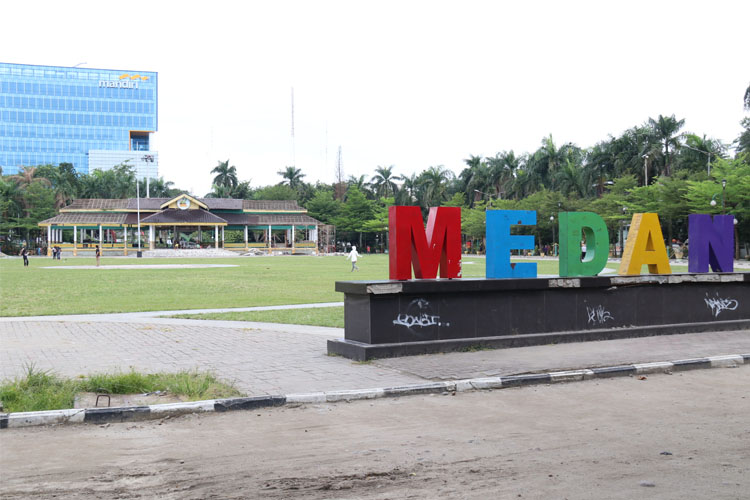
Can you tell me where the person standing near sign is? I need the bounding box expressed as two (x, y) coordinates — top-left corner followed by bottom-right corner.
(347, 245), (361, 272)
(95, 245), (101, 267)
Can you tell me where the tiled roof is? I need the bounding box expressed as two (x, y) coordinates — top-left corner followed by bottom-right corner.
(39, 213), (129, 225)
(126, 198), (169, 210)
(140, 209), (228, 225)
(243, 200), (305, 212)
(255, 214), (321, 225)
(200, 198), (244, 210)
(220, 213), (260, 225)
(63, 199), (131, 210)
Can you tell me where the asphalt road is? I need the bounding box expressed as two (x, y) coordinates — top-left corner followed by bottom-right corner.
(2, 367), (748, 499)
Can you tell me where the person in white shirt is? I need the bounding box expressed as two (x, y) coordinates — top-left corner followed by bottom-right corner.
(347, 245), (361, 272)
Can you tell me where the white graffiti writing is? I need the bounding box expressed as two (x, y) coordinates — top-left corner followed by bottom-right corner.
(393, 298), (450, 329)
(704, 294), (739, 318)
(587, 305), (614, 325)
(393, 313), (444, 328)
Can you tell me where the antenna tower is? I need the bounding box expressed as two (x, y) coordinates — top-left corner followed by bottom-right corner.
(290, 87), (296, 167)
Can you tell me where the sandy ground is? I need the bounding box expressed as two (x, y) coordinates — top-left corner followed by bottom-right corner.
(2, 368), (748, 499)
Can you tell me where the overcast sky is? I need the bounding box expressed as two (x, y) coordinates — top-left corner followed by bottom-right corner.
(4, 0), (748, 195)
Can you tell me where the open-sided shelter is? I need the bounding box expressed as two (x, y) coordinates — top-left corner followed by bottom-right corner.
(38, 194), (321, 255)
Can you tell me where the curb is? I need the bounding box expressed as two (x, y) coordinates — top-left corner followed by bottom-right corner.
(1, 354), (747, 430)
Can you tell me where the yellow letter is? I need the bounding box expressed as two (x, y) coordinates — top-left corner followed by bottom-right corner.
(618, 213), (672, 275)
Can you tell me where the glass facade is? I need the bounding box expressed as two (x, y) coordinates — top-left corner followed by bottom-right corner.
(0, 62), (158, 175)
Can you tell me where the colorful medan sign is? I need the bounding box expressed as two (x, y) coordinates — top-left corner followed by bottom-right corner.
(388, 207), (734, 280)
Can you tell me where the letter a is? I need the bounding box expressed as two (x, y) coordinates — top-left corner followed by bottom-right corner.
(388, 206), (461, 280)
(618, 213), (671, 275)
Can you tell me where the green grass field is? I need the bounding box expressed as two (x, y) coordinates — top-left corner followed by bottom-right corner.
(0, 253), (713, 319)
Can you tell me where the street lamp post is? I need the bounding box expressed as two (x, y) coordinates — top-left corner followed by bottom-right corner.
(549, 215), (555, 256)
(136, 180), (142, 258)
(473, 189), (493, 203)
(619, 206), (628, 258)
(681, 143), (713, 177)
(642, 154), (649, 186)
(721, 179), (727, 215)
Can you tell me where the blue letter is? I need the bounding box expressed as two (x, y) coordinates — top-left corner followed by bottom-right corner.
(486, 210), (537, 278)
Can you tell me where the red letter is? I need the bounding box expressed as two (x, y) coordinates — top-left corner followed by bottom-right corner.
(388, 206), (461, 280)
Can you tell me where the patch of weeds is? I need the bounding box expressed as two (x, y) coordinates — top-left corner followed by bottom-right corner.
(0, 365), (243, 413)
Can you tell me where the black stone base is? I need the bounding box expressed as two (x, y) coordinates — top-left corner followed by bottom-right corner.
(328, 319), (750, 361)
(330, 273), (750, 360)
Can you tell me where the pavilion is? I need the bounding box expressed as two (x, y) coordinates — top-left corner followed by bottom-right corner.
(38, 194), (322, 256)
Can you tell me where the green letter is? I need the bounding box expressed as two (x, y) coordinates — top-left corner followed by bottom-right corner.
(559, 212), (609, 277)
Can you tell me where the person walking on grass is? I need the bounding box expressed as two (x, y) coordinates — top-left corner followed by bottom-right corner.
(95, 244), (100, 267)
(347, 245), (361, 272)
(20, 246), (29, 267)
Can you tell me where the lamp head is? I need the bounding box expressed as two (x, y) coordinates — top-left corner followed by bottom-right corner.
(710, 199), (717, 207)
(722, 179), (727, 188)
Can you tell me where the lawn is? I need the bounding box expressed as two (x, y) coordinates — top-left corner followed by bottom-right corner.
(0, 253), (700, 318)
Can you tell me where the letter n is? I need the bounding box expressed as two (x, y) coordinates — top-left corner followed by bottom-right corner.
(388, 206), (461, 280)
(688, 214), (734, 273)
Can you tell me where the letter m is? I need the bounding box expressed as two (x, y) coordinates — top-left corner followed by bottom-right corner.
(388, 206), (461, 280)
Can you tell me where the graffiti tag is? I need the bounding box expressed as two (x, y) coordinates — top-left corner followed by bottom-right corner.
(586, 305), (614, 325)
(393, 313), (442, 328)
(393, 298), (450, 328)
(704, 294), (739, 318)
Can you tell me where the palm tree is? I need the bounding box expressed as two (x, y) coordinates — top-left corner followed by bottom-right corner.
(418, 165), (454, 208)
(648, 114), (685, 177)
(554, 159), (588, 198)
(486, 151), (519, 200)
(139, 177), (176, 198)
(277, 166), (306, 190)
(370, 165), (399, 199)
(8, 166), (51, 191)
(395, 173), (420, 205)
(211, 160), (239, 190)
(459, 155), (491, 205)
(346, 175), (371, 198)
(8, 166), (53, 217)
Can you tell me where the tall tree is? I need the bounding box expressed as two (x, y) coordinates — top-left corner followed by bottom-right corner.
(277, 166), (306, 190)
(486, 151), (519, 200)
(395, 172), (420, 205)
(211, 160), (239, 189)
(370, 165), (399, 199)
(648, 114), (685, 177)
(418, 165), (454, 208)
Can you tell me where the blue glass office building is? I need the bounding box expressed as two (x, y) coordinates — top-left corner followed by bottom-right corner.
(0, 62), (158, 176)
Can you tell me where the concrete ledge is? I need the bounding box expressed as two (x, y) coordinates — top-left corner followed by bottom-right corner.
(1, 353), (746, 429)
(334, 273), (750, 359)
(328, 320), (750, 361)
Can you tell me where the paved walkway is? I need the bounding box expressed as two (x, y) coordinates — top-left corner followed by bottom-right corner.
(2, 306), (749, 397)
